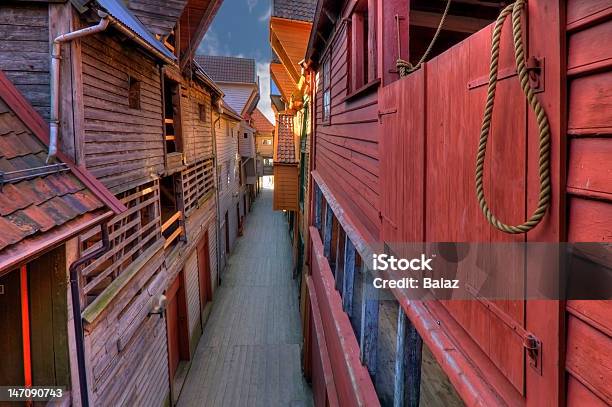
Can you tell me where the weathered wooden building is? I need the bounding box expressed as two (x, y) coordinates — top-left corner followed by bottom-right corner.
(197, 55), (261, 272)
(269, 0), (316, 284)
(302, 0), (612, 406)
(250, 107), (275, 182)
(0, 0), (226, 405)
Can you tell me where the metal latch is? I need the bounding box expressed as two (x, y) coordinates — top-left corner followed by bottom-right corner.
(524, 333), (542, 375)
(526, 56), (544, 93)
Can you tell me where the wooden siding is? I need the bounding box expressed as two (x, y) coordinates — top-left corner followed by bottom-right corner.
(181, 84), (215, 164)
(238, 123), (256, 158)
(565, 1), (612, 405)
(0, 4), (50, 120)
(81, 33), (165, 194)
(273, 164), (299, 211)
(256, 132), (274, 157)
(184, 249), (201, 341)
(314, 21), (380, 243)
(84, 247), (169, 407)
(215, 116), (241, 261)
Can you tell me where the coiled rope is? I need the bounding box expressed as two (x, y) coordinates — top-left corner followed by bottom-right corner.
(475, 0), (551, 233)
(396, 0), (452, 77)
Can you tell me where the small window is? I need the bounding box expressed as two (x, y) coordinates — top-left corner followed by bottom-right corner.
(217, 164), (223, 192)
(198, 103), (207, 121)
(322, 54), (331, 123)
(349, 0), (375, 91)
(128, 76), (141, 110)
(244, 132), (248, 139)
(262, 139), (272, 145)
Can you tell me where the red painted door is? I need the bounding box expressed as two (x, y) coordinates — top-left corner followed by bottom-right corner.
(197, 232), (212, 309)
(166, 275), (181, 382)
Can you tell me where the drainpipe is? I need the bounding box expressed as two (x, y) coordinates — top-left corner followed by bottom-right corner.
(212, 99), (223, 286)
(69, 221), (110, 407)
(49, 11), (111, 163)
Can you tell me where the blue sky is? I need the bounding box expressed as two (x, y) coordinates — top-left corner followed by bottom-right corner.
(198, 0), (280, 123)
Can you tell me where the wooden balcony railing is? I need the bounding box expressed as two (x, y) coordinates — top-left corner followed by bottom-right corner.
(162, 210), (183, 249)
(181, 157), (215, 216)
(78, 180), (162, 304)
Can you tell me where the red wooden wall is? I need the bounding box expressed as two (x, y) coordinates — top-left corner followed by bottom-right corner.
(565, 1), (612, 405)
(314, 21), (381, 244)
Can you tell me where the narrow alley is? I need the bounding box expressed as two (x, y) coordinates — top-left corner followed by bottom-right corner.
(177, 188), (311, 407)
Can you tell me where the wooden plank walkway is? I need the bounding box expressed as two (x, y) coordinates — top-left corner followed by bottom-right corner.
(177, 189), (312, 407)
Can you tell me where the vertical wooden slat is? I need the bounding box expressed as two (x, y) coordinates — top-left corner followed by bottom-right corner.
(342, 238), (356, 314)
(360, 266), (379, 379)
(323, 203), (334, 258)
(351, 12), (366, 90)
(367, 0), (377, 82)
(314, 185), (322, 230)
(394, 308), (423, 407)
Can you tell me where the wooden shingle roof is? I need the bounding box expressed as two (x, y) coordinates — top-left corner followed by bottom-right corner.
(274, 114), (296, 164)
(0, 71), (125, 273)
(272, 0), (317, 22)
(195, 55), (257, 84)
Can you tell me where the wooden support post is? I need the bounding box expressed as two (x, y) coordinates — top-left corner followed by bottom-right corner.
(360, 266), (379, 379)
(334, 230), (344, 292)
(323, 202), (333, 259)
(342, 237), (356, 314)
(394, 307), (423, 407)
(314, 186), (322, 230)
(20, 265), (32, 388)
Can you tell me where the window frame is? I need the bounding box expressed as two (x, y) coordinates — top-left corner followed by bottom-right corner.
(321, 51), (331, 125)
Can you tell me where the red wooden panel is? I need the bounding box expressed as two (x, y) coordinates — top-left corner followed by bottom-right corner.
(567, 19), (612, 76)
(567, 197), (612, 241)
(567, 138), (612, 195)
(566, 374), (608, 407)
(379, 69), (425, 242)
(567, 0), (612, 29)
(566, 300), (612, 336)
(568, 71), (612, 134)
(310, 227), (379, 407)
(566, 315), (612, 404)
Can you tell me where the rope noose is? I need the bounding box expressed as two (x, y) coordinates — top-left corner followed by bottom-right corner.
(475, 0), (551, 234)
(396, 0), (452, 77)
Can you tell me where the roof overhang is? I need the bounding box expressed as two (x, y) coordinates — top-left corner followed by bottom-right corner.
(305, 0), (344, 66)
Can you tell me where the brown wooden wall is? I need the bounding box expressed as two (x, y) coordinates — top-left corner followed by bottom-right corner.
(273, 164), (299, 211)
(314, 22), (380, 243)
(256, 132), (274, 157)
(0, 3), (50, 120)
(81, 33), (165, 194)
(181, 83), (215, 164)
(565, 1), (612, 405)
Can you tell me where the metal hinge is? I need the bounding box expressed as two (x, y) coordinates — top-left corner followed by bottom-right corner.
(524, 333), (542, 375)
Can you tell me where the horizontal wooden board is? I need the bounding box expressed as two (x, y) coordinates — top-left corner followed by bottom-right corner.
(567, 197), (612, 241)
(568, 70), (612, 134)
(565, 315), (612, 404)
(567, 138), (612, 195)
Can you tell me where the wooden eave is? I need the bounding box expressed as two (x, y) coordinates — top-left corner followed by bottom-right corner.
(269, 17), (312, 84)
(270, 62), (295, 103)
(179, 0), (223, 68)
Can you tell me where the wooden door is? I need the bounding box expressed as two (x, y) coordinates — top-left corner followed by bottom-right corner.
(197, 232), (212, 311)
(0, 270), (24, 385)
(166, 273), (189, 383)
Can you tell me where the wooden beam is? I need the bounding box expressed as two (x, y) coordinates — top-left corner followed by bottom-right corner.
(393, 309), (423, 407)
(360, 266), (379, 379)
(334, 229), (345, 292)
(314, 185), (322, 230)
(342, 237), (356, 314)
(270, 30), (301, 83)
(323, 202), (333, 258)
(409, 10), (491, 33)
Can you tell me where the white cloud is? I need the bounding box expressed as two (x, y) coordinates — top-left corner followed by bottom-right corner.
(258, 5), (272, 22)
(256, 61), (276, 125)
(247, 0), (258, 12)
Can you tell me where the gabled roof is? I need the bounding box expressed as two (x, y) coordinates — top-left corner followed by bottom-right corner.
(195, 55), (257, 84)
(251, 108), (275, 133)
(272, 0), (317, 22)
(94, 0), (177, 61)
(274, 114), (297, 164)
(219, 84), (258, 117)
(0, 71), (125, 274)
